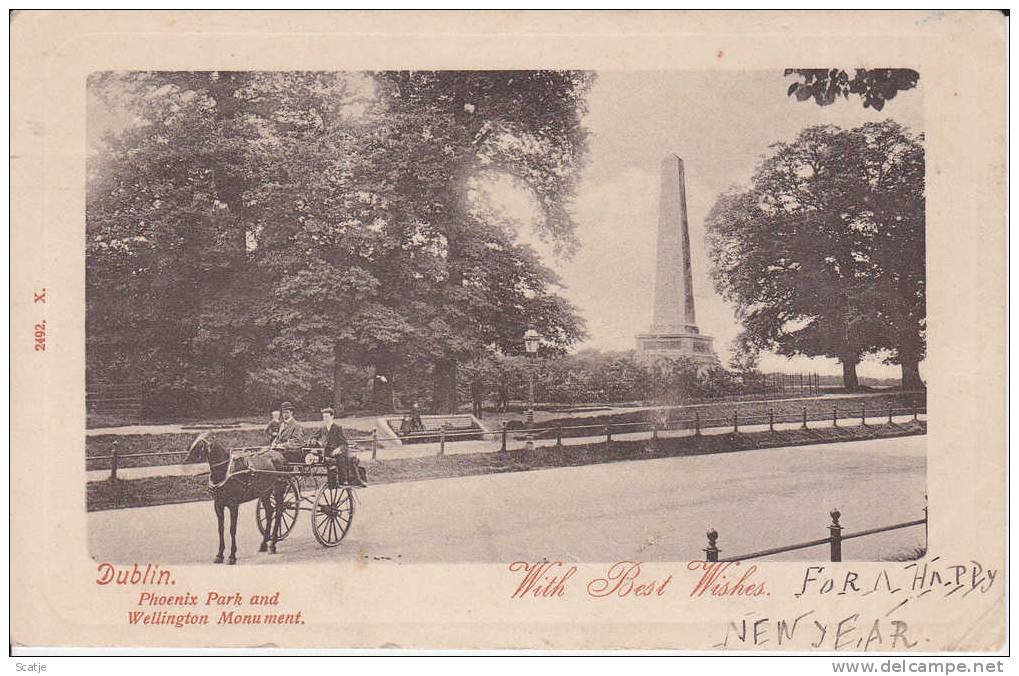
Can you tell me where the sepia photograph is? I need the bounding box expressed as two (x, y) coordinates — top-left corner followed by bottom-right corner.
(85, 68), (927, 566)
(11, 10), (1005, 655)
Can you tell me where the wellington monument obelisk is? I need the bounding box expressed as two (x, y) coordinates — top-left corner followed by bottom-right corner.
(636, 155), (718, 366)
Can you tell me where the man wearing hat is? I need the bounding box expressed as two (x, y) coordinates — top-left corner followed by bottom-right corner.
(271, 402), (307, 452)
(311, 407), (366, 487)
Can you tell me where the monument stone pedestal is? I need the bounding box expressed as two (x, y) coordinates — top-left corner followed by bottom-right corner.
(636, 331), (717, 366)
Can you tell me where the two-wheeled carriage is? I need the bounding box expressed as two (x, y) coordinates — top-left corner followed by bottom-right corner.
(224, 447), (360, 548)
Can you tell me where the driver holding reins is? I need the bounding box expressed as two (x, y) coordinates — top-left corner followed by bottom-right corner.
(310, 407), (366, 487)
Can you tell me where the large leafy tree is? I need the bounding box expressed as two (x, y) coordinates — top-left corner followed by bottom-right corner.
(852, 122), (926, 388)
(88, 71), (372, 414)
(707, 122), (925, 390)
(370, 70), (594, 412)
(87, 70), (593, 416)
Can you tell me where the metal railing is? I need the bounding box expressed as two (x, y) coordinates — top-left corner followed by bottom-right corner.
(703, 506), (928, 562)
(89, 403), (926, 480)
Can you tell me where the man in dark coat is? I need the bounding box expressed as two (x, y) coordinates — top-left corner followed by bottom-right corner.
(311, 407), (366, 487)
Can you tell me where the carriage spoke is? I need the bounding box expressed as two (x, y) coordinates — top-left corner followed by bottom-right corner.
(328, 518), (338, 542)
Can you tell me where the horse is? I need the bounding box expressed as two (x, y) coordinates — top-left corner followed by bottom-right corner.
(183, 433), (291, 564)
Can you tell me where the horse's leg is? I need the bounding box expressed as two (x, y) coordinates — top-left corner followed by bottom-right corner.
(214, 501), (225, 564)
(227, 503), (238, 565)
(258, 494), (271, 552)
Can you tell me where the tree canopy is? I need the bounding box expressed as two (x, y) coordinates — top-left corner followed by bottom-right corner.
(87, 70), (594, 417)
(785, 69), (919, 110)
(706, 121), (925, 390)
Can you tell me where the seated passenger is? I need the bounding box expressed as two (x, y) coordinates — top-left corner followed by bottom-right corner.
(271, 402), (307, 461)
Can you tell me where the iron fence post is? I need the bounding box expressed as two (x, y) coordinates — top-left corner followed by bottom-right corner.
(605, 424), (612, 445)
(833, 404), (838, 428)
(704, 529), (720, 562)
(829, 509), (843, 562)
(802, 406), (808, 429)
(652, 421), (659, 442)
(371, 429), (378, 461)
(556, 425), (563, 448)
(501, 422), (508, 452)
(733, 409), (739, 433)
(888, 405), (893, 424)
(439, 428), (445, 456)
(861, 405), (867, 426)
(109, 441), (119, 482)
(913, 402), (918, 421)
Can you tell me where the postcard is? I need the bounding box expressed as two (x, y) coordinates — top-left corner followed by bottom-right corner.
(10, 10), (1006, 652)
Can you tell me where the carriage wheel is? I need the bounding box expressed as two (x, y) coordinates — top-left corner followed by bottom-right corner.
(256, 478), (301, 541)
(312, 484), (355, 547)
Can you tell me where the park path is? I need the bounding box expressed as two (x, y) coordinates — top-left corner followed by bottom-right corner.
(85, 390), (912, 437)
(88, 435), (926, 564)
(86, 412), (926, 482)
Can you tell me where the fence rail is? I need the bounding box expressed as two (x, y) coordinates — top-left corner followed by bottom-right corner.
(88, 402), (927, 480)
(704, 506), (928, 563)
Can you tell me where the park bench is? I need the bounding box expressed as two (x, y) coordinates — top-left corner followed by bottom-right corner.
(384, 413), (486, 445)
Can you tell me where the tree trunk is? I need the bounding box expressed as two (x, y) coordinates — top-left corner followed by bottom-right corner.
(332, 342), (344, 414)
(900, 359), (924, 391)
(841, 356), (860, 392)
(470, 379), (484, 419)
(432, 358), (458, 414)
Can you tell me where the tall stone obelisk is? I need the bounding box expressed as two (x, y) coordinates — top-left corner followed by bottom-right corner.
(636, 155), (718, 366)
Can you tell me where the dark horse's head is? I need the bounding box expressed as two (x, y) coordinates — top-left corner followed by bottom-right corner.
(183, 432), (231, 484)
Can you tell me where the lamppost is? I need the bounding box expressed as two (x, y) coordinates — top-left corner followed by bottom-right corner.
(524, 328), (541, 450)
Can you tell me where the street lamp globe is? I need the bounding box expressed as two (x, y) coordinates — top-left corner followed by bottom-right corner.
(524, 328), (541, 354)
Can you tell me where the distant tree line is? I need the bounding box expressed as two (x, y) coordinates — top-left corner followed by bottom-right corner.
(458, 350), (741, 410)
(86, 71), (594, 417)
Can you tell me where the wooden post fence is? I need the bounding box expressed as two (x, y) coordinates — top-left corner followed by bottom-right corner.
(733, 409), (739, 433)
(832, 404), (838, 427)
(501, 422), (508, 452)
(109, 441), (119, 482)
(556, 425), (563, 448)
(439, 428), (446, 456)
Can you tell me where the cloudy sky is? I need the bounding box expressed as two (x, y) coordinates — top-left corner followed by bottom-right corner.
(520, 70), (924, 377)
